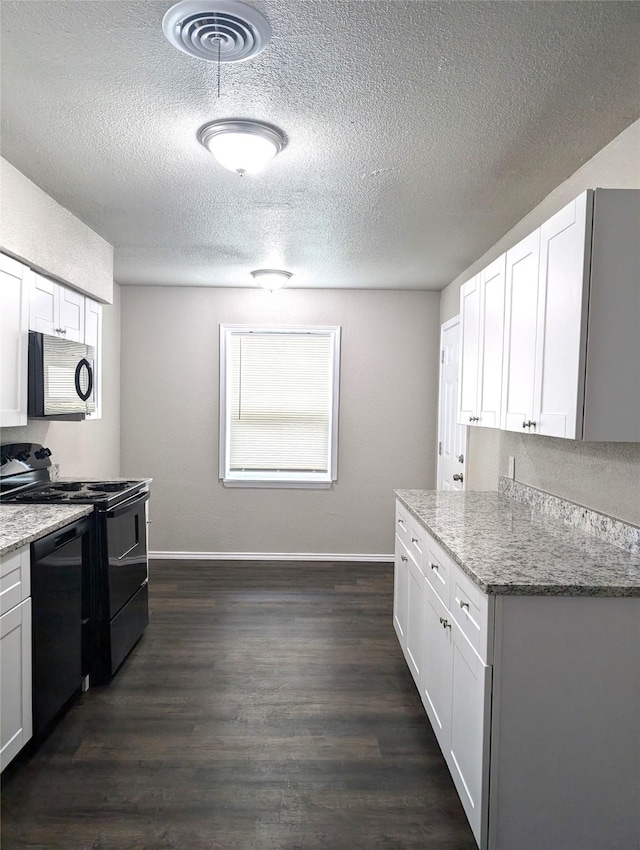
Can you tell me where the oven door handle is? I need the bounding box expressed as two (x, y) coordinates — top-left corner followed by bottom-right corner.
(105, 491), (149, 519)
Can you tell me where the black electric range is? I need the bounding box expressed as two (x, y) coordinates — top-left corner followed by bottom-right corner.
(1, 443), (151, 685)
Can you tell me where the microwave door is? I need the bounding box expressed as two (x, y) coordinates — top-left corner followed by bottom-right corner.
(41, 336), (95, 416)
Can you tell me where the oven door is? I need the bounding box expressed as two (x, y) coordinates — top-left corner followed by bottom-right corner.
(105, 491), (149, 617)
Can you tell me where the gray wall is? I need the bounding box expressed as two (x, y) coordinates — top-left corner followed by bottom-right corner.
(0, 158), (114, 304)
(1, 285), (122, 478)
(121, 287), (440, 556)
(439, 120), (640, 525)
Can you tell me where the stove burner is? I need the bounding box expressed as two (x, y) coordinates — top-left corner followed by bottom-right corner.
(50, 482), (83, 492)
(87, 482), (129, 492)
(15, 491), (61, 502)
(67, 493), (96, 500)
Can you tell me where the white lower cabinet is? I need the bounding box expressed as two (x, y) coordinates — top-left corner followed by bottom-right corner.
(394, 499), (640, 850)
(419, 566), (490, 847)
(0, 546), (32, 771)
(448, 617), (491, 844)
(393, 533), (408, 647)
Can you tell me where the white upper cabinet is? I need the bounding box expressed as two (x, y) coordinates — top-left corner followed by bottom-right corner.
(30, 273), (85, 341)
(459, 256), (506, 428)
(532, 192), (590, 438)
(476, 256), (506, 428)
(460, 188), (639, 442)
(501, 231), (541, 433)
(0, 254), (32, 427)
(459, 274), (481, 425)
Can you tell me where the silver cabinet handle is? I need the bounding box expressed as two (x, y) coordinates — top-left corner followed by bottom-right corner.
(453, 473), (463, 483)
(522, 420), (537, 429)
(439, 616), (451, 630)
(397, 518), (404, 526)
(458, 599), (470, 611)
(429, 562), (438, 571)
(55, 327), (67, 334)
(401, 555), (408, 563)
(469, 415), (479, 422)
(411, 537), (419, 544)
(457, 454), (464, 464)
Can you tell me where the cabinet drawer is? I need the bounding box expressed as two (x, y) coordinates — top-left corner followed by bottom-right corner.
(408, 519), (425, 569)
(451, 562), (491, 664)
(0, 547), (30, 616)
(395, 501), (411, 548)
(423, 533), (452, 609)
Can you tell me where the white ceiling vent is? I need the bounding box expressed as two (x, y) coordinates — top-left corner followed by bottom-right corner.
(162, 0), (271, 63)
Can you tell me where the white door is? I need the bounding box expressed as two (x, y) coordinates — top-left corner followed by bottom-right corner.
(0, 254), (31, 427)
(501, 230), (541, 432)
(393, 535), (409, 647)
(421, 579), (453, 753)
(534, 192), (590, 439)
(405, 557), (426, 687)
(0, 599), (32, 771)
(477, 256), (506, 428)
(438, 317), (466, 491)
(458, 276), (480, 426)
(448, 619), (491, 847)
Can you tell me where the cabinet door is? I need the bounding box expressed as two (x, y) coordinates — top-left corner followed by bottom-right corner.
(501, 230), (541, 432)
(0, 254), (31, 427)
(533, 192), (590, 439)
(421, 579), (452, 753)
(29, 273), (57, 335)
(393, 535), (409, 648)
(405, 556), (425, 687)
(0, 598), (32, 771)
(84, 297), (102, 420)
(58, 286), (85, 341)
(458, 275), (480, 425)
(477, 256), (506, 429)
(30, 274), (85, 342)
(448, 622), (491, 847)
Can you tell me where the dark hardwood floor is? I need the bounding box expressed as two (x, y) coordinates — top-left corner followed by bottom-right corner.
(1, 561), (476, 850)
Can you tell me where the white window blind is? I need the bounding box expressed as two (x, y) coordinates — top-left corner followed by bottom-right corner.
(220, 326), (341, 487)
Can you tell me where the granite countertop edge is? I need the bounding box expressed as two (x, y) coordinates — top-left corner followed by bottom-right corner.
(394, 489), (640, 598)
(0, 505), (94, 558)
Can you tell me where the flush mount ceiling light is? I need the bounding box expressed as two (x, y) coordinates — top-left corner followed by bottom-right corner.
(162, 0), (271, 63)
(198, 119), (287, 175)
(250, 269), (293, 290)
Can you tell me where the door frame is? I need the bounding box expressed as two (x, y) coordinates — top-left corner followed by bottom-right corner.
(437, 315), (468, 491)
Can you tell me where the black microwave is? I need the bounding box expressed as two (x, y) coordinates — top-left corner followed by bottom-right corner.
(28, 331), (95, 420)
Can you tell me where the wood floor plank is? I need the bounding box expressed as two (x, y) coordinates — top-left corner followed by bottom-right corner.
(1, 560), (476, 850)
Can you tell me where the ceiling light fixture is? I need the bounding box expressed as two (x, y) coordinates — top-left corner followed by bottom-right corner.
(198, 119), (287, 175)
(250, 269), (292, 290)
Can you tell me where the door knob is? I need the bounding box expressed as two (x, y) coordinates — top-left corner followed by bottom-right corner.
(453, 473), (463, 483)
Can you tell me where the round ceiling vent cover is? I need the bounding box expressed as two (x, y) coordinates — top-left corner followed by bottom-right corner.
(162, 0), (271, 63)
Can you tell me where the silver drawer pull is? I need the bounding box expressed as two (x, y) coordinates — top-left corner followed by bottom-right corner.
(458, 599), (470, 611)
(401, 555), (408, 563)
(411, 536), (419, 544)
(429, 562), (439, 572)
(397, 518), (405, 526)
(439, 616), (451, 630)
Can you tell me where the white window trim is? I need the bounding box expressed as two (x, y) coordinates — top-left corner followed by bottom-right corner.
(219, 324), (341, 488)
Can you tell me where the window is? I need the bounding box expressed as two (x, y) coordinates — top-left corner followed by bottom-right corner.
(219, 325), (341, 487)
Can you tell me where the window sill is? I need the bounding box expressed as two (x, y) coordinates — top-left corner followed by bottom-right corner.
(222, 478), (334, 490)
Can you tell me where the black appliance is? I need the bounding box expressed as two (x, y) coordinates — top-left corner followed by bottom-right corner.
(31, 516), (90, 735)
(0, 443), (150, 686)
(28, 331), (95, 420)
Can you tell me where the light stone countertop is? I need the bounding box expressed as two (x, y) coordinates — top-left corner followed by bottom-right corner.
(394, 489), (640, 597)
(0, 504), (94, 557)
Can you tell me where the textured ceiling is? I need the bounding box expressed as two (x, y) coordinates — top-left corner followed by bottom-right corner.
(1, 1), (639, 290)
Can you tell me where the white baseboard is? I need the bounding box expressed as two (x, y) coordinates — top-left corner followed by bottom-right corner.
(149, 551), (393, 563)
